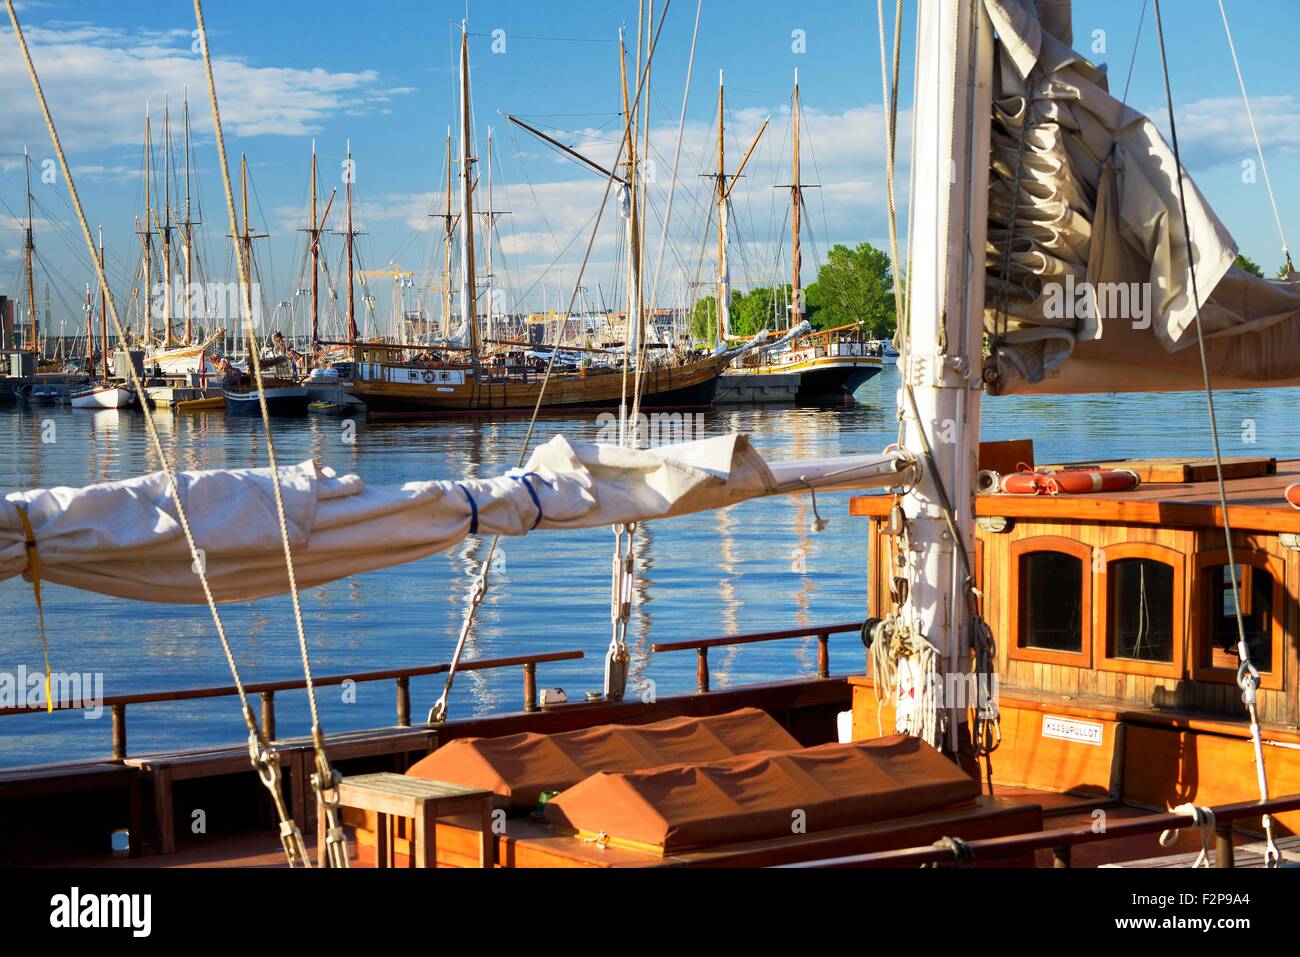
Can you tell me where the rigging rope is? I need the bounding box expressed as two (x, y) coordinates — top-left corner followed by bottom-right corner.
(1216, 0), (1292, 272)
(1152, 0), (1278, 867)
(4, 0), (310, 868)
(193, 0), (347, 867)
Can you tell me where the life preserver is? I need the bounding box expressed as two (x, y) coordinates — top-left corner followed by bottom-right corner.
(990, 466), (1141, 496)
(422, 369), (436, 384)
(1285, 483), (1300, 509)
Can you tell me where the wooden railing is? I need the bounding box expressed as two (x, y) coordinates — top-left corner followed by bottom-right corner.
(652, 621), (864, 692)
(785, 792), (1300, 869)
(0, 649), (583, 761)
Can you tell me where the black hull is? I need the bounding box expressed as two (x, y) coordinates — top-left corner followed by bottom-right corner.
(796, 364), (884, 402)
(223, 388), (311, 416)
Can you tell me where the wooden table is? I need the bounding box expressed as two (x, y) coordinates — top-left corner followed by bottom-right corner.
(321, 772), (495, 868)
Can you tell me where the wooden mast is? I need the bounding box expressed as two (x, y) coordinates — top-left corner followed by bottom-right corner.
(619, 32), (641, 372)
(183, 88), (194, 346)
(442, 129), (453, 340)
(484, 127), (493, 344)
(142, 105), (153, 344)
(161, 93), (174, 348)
(714, 70), (729, 345)
(84, 282), (94, 369)
(98, 226), (108, 384)
(790, 70), (801, 330)
(344, 139), (358, 342)
(22, 146), (36, 354)
(457, 24), (480, 369)
(240, 155), (253, 356)
(310, 141), (319, 345)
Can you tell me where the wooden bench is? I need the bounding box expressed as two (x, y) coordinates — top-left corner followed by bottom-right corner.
(0, 761), (142, 862)
(126, 726), (436, 854)
(326, 772), (494, 869)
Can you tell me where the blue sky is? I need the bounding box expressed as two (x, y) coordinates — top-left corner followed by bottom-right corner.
(2, 0), (1299, 338)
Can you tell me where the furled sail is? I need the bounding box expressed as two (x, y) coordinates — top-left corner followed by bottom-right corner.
(983, 0), (1300, 394)
(0, 435), (909, 605)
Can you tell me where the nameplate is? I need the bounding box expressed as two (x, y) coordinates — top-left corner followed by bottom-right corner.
(1041, 714), (1103, 746)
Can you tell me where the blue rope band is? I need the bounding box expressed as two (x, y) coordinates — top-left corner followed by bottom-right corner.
(515, 472), (546, 530)
(456, 484), (479, 535)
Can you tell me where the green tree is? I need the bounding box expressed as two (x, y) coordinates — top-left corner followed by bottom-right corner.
(1280, 261), (1294, 279)
(803, 241), (895, 337)
(690, 296), (718, 344)
(1233, 253), (1264, 278)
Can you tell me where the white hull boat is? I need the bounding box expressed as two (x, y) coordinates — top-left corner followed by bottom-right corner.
(70, 385), (135, 409)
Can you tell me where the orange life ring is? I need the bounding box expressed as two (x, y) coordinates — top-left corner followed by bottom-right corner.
(996, 467), (1141, 496)
(1285, 483), (1300, 509)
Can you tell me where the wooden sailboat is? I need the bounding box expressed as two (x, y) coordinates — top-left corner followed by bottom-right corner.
(71, 228), (134, 409)
(347, 26), (726, 415)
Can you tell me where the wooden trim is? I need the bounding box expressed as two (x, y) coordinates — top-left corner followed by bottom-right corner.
(1191, 547), (1285, 691)
(1095, 542), (1186, 679)
(1007, 536), (1093, 669)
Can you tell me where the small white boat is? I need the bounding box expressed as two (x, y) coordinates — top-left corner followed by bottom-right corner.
(70, 385), (135, 409)
(146, 330), (225, 377)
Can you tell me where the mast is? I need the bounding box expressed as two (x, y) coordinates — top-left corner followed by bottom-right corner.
(98, 226), (108, 384)
(162, 93), (174, 347)
(896, 0), (994, 753)
(790, 70), (802, 330)
(142, 105), (153, 344)
(457, 24), (480, 367)
(310, 141), (319, 345)
(714, 70), (730, 345)
(84, 282), (94, 368)
(442, 129), (453, 340)
(183, 88), (194, 346)
(22, 146), (36, 354)
(344, 139), (358, 342)
(619, 32), (642, 370)
(484, 127), (493, 344)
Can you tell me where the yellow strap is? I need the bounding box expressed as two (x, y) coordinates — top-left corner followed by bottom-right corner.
(14, 503), (52, 713)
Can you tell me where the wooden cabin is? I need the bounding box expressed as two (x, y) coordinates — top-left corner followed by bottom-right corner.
(849, 447), (1300, 836)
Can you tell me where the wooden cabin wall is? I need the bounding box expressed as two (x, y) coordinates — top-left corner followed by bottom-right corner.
(864, 515), (1298, 726)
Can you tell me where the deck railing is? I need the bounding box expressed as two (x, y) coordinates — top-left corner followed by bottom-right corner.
(652, 621), (864, 692)
(785, 792), (1300, 869)
(0, 649), (583, 760)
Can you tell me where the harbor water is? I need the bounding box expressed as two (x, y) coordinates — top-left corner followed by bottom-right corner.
(0, 366), (1295, 767)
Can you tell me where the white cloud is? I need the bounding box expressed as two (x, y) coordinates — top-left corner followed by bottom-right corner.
(1148, 94), (1300, 168)
(0, 20), (414, 152)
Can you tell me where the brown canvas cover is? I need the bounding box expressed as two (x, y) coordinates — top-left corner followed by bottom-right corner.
(406, 708), (802, 809)
(543, 735), (980, 853)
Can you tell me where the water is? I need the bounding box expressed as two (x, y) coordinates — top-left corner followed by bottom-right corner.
(1, 367), (1295, 767)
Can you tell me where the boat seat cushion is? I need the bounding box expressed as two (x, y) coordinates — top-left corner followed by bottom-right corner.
(543, 734), (980, 853)
(406, 707), (802, 809)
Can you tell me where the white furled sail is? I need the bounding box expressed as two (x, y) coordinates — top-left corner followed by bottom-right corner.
(1, 435), (911, 605)
(984, 0), (1300, 394)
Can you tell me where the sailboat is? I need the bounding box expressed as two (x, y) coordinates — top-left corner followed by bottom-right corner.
(11, 0), (1300, 876)
(347, 26), (728, 415)
(715, 71), (885, 403)
(70, 229), (134, 409)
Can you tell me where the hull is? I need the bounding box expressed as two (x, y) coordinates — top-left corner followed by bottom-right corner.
(222, 385), (311, 416)
(795, 358), (884, 400)
(70, 385), (135, 409)
(148, 332), (225, 377)
(351, 357), (723, 415)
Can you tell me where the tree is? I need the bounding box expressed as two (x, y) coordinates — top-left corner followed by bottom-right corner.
(689, 296), (718, 344)
(1233, 253), (1264, 278)
(803, 241), (895, 338)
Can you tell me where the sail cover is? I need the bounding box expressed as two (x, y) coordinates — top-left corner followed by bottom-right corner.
(983, 0), (1300, 394)
(0, 434), (907, 604)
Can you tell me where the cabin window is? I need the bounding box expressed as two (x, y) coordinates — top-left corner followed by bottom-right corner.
(1008, 536), (1093, 668)
(1108, 559), (1175, 663)
(1194, 549), (1283, 689)
(1020, 552), (1083, 652)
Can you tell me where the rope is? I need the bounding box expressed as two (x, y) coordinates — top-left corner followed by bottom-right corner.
(5, 0), (309, 867)
(1217, 0), (1292, 272)
(192, 0), (345, 867)
(13, 503), (52, 713)
(1158, 803), (1217, 868)
(430, 3), (673, 721)
(929, 835), (975, 867)
(1152, 0), (1278, 867)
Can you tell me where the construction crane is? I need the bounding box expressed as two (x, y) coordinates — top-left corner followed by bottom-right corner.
(360, 263), (416, 340)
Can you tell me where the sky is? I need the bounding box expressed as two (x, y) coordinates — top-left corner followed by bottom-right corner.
(2, 0), (1299, 338)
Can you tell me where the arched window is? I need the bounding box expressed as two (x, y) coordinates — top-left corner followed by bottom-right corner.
(1009, 537), (1092, 668)
(1098, 543), (1185, 678)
